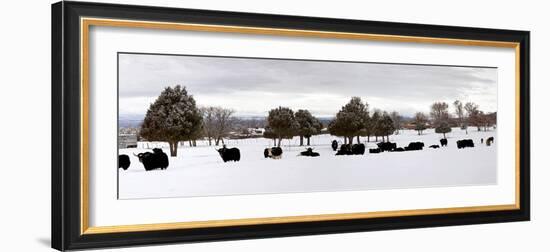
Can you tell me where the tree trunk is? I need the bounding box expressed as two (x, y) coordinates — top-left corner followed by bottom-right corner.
(307, 137), (311, 146)
(344, 137), (347, 144)
(208, 137), (212, 146)
(356, 135), (360, 143)
(443, 132), (446, 139)
(375, 136), (378, 142)
(192, 140), (197, 147)
(348, 136), (354, 145)
(273, 138), (276, 146)
(215, 137), (220, 146)
(277, 138), (282, 147)
(168, 141), (177, 157)
(367, 135), (370, 142)
(221, 138), (225, 145)
(300, 136), (304, 146)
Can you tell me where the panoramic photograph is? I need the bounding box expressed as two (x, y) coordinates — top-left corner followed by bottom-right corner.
(117, 52), (498, 200)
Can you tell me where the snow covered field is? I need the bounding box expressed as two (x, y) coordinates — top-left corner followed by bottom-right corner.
(119, 127), (497, 199)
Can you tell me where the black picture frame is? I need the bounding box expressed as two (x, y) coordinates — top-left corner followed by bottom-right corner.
(52, 1), (530, 251)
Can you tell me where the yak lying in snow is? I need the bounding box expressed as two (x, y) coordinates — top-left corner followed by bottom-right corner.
(336, 143), (365, 155)
(369, 148), (381, 154)
(299, 148), (320, 157)
(134, 148), (169, 171)
(264, 147), (283, 159)
(486, 137), (495, 146)
(331, 140), (338, 151)
(404, 142), (424, 151)
(217, 146), (241, 162)
(429, 145), (440, 149)
(377, 142), (397, 152)
(118, 154), (130, 170)
(440, 138), (448, 147)
(457, 139), (475, 149)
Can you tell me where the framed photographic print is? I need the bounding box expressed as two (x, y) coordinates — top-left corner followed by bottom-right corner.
(51, 1), (530, 250)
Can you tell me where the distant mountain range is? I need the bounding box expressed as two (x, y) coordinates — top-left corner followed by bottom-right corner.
(118, 114), (338, 128)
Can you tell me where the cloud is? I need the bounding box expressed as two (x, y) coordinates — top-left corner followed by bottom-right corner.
(119, 53), (497, 117)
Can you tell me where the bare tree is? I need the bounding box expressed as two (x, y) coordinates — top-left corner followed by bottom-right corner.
(212, 107), (235, 146)
(454, 100), (467, 134)
(390, 111), (403, 135)
(414, 112), (428, 135)
(200, 106), (216, 146)
(430, 102), (451, 139)
(464, 102), (482, 131)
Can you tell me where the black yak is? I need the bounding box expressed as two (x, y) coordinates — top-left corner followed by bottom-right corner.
(352, 143), (366, 155)
(217, 145), (241, 162)
(369, 148), (381, 154)
(331, 140), (338, 151)
(299, 148), (320, 157)
(335, 143), (365, 155)
(118, 154), (130, 170)
(440, 138), (448, 147)
(134, 148), (169, 171)
(456, 139), (475, 149)
(264, 147), (283, 159)
(393, 147), (405, 152)
(429, 145), (440, 149)
(377, 142), (397, 152)
(486, 137), (494, 146)
(404, 142), (424, 151)
(336, 144), (351, 155)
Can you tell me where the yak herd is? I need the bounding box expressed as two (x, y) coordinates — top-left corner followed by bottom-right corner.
(118, 136), (495, 171)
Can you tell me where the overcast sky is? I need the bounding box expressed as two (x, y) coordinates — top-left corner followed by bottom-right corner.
(118, 53), (497, 118)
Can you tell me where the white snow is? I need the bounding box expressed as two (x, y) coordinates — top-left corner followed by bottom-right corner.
(119, 127), (497, 199)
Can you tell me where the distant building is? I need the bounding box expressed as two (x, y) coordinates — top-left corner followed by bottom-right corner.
(118, 134), (137, 148)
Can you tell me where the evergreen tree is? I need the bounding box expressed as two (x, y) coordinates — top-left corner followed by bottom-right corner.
(328, 97), (369, 144)
(263, 126), (277, 146)
(370, 110), (382, 142)
(267, 106), (299, 147)
(140, 85), (202, 157)
(295, 109), (322, 146)
(379, 112), (396, 142)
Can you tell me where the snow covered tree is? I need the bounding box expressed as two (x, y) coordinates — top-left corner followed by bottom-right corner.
(295, 109), (322, 146)
(414, 112), (428, 135)
(140, 85), (202, 157)
(431, 102), (451, 139)
(328, 97), (369, 144)
(267, 106), (299, 147)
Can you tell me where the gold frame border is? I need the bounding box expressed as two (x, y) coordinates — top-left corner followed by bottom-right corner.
(80, 17), (521, 235)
